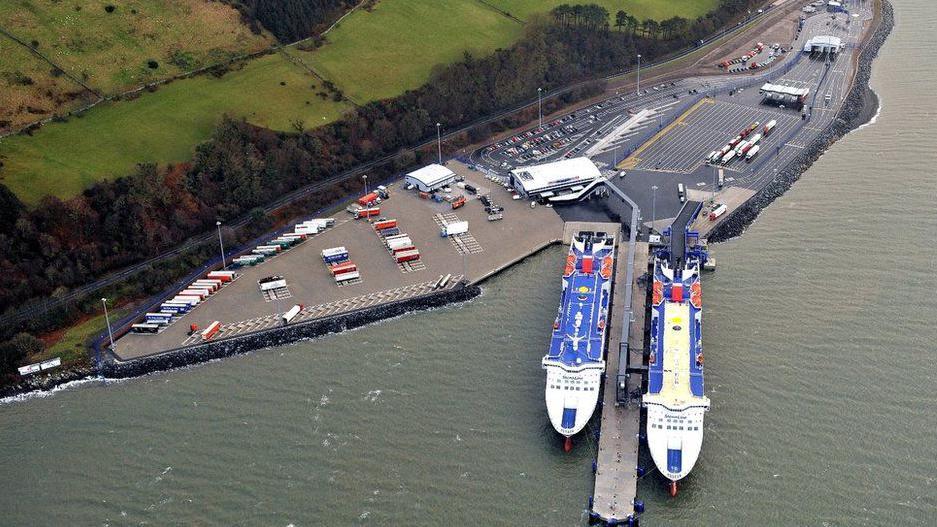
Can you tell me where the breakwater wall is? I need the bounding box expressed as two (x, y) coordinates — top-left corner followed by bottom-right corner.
(708, 0), (894, 243)
(103, 283), (480, 379)
(3, 283), (480, 398)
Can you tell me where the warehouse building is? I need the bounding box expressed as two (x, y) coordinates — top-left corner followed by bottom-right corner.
(510, 157), (603, 201)
(405, 164), (457, 193)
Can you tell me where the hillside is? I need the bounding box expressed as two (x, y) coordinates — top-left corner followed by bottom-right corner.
(0, 0), (274, 129)
(1, 0), (724, 204)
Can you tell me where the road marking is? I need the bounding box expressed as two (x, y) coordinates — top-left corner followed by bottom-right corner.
(617, 98), (715, 169)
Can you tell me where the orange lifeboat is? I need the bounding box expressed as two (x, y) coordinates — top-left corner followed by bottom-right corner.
(563, 254), (575, 277)
(600, 256), (613, 279)
(598, 319), (606, 331)
(652, 280), (663, 306)
(691, 282), (702, 308)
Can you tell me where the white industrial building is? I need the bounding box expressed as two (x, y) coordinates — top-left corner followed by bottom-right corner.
(510, 157), (603, 201)
(803, 35), (843, 54)
(405, 164), (457, 192)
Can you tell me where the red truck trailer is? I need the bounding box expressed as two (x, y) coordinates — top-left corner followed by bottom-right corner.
(358, 192), (379, 206)
(374, 219), (397, 231)
(329, 262), (358, 275)
(394, 250), (420, 263)
(201, 321), (221, 341)
(355, 207), (380, 220)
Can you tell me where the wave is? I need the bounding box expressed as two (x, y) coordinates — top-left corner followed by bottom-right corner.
(0, 376), (123, 405)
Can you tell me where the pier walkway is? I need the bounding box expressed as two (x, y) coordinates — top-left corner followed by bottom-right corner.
(592, 239), (649, 524)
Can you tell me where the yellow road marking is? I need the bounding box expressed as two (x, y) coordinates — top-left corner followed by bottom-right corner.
(617, 97), (715, 170)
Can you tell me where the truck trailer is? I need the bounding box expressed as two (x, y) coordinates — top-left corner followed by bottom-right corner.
(355, 208), (381, 220)
(282, 304), (303, 325)
(201, 321), (222, 341)
(322, 246), (349, 264)
(709, 203), (728, 221)
(440, 221), (469, 237)
(745, 144), (761, 161)
(394, 250), (421, 264)
(207, 271), (238, 282)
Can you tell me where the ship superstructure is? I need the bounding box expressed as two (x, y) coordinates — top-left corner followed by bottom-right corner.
(543, 232), (615, 451)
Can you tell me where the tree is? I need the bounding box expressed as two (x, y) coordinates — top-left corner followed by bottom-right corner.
(0, 333), (43, 373)
(615, 10), (627, 32)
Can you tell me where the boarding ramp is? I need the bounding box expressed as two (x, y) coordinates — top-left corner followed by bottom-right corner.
(669, 201), (702, 269)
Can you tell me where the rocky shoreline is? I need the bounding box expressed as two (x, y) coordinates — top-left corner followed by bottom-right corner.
(708, 0), (894, 243)
(2, 283), (480, 399)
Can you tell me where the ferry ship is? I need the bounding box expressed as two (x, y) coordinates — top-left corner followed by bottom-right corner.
(542, 232), (615, 452)
(644, 227), (710, 496)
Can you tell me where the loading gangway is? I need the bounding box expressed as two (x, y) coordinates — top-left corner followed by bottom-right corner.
(668, 200), (703, 269)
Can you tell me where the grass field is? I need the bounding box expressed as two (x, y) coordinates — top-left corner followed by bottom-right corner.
(0, 33), (97, 130)
(486, 0), (721, 23)
(0, 0), (273, 127)
(37, 308), (129, 366)
(302, 0), (525, 103)
(1, 0), (725, 204)
(0, 53), (351, 204)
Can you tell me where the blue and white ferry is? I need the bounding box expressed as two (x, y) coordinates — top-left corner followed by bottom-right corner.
(542, 232), (615, 452)
(644, 232), (710, 496)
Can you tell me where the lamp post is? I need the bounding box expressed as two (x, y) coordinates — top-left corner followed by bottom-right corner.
(436, 122), (442, 164)
(651, 185), (658, 234)
(537, 87), (543, 129)
(636, 54), (642, 96)
(101, 297), (114, 354)
(216, 221), (226, 269)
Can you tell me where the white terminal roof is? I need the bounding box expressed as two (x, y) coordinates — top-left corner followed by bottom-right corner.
(405, 163), (456, 187)
(803, 35), (843, 52)
(760, 82), (811, 97)
(511, 157), (602, 194)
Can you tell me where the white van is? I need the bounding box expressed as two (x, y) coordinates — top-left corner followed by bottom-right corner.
(677, 183), (686, 203)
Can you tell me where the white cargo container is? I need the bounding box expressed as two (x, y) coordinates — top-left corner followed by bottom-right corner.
(386, 237), (413, 250)
(335, 271), (360, 283)
(709, 203), (728, 221)
(282, 304), (303, 324)
(258, 279), (287, 291)
(440, 220), (469, 237)
(294, 224), (320, 235)
(172, 296), (201, 306)
(180, 289), (209, 299)
(206, 271), (238, 281)
(721, 150), (737, 164)
(745, 144), (761, 161)
(192, 280), (221, 292)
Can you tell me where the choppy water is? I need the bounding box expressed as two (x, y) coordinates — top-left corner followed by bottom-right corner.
(2, 1), (935, 525)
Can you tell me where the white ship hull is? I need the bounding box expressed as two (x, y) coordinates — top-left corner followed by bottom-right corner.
(543, 365), (602, 437)
(646, 404), (706, 482)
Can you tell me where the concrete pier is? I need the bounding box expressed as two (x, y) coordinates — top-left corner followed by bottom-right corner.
(591, 239), (649, 524)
